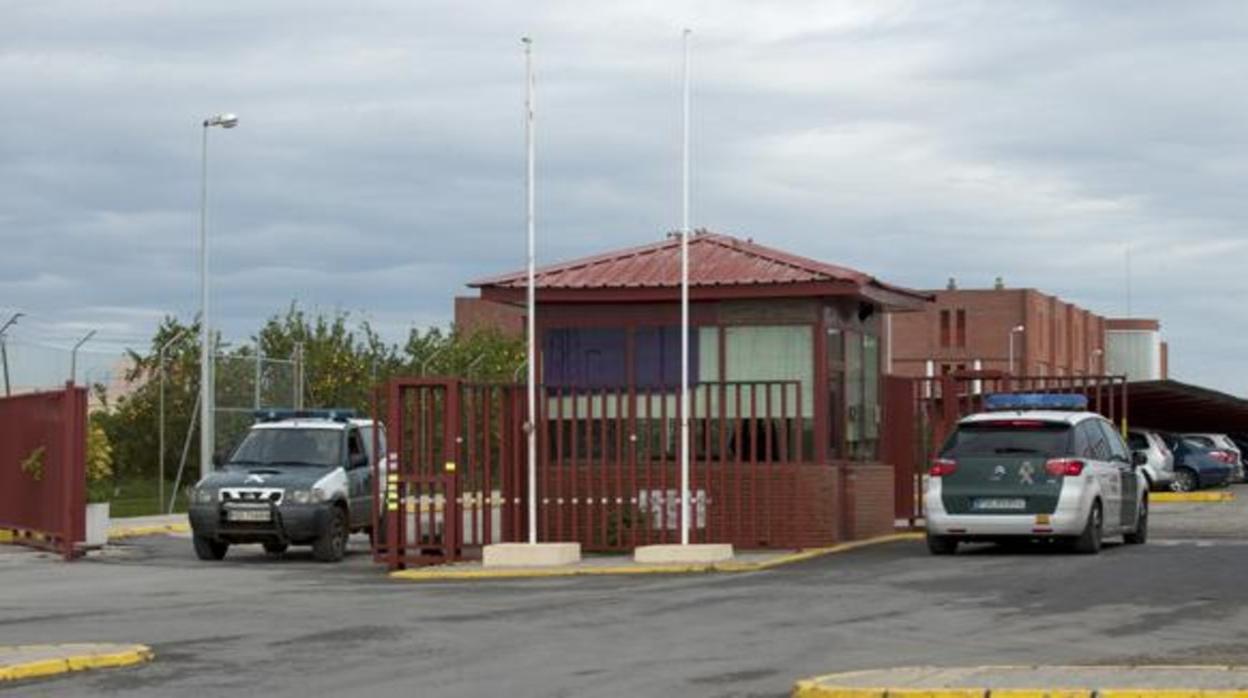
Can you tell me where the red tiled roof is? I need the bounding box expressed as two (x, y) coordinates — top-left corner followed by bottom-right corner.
(470, 231), (924, 302)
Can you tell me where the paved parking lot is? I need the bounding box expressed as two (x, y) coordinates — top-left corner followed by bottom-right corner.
(3, 489), (1247, 697)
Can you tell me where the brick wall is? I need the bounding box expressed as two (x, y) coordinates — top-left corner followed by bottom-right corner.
(846, 464), (895, 539)
(890, 287), (1114, 379)
(453, 297), (524, 336)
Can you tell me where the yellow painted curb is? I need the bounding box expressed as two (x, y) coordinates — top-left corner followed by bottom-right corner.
(0, 644), (154, 683)
(390, 532), (924, 582)
(107, 522), (190, 540)
(792, 666), (1248, 698)
(1152, 492), (1234, 503)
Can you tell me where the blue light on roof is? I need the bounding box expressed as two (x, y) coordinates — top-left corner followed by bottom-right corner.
(983, 393), (1088, 412)
(253, 408), (358, 423)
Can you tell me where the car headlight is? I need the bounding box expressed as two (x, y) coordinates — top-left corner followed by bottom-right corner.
(192, 487), (216, 504)
(286, 488), (328, 505)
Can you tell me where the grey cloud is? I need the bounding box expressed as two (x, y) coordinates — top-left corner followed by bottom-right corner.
(2, 0), (1247, 391)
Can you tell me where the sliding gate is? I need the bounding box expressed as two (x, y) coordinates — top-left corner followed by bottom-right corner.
(373, 377), (811, 569)
(373, 379), (526, 570)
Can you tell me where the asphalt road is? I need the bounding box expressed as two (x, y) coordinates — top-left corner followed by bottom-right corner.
(3, 492), (1247, 697)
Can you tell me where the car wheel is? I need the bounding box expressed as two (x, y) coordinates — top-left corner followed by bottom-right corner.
(263, 542), (289, 556)
(313, 507), (349, 563)
(927, 534), (958, 556)
(193, 535), (229, 561)
(1124, 496), (1148, 545)
(1171, 468), (1198, 493)
(1072, 502), (1103, 555)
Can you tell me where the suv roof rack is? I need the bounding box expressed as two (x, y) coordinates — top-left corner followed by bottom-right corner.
(253, 409), (358, 423)
(983, 393), (1088, 412)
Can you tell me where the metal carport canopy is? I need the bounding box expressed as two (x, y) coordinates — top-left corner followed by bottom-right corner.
(1127, 379), (1248, 434)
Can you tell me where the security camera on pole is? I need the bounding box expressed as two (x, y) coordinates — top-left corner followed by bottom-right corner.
(481, 37), (581, 569)
(632, 29), (734, 566)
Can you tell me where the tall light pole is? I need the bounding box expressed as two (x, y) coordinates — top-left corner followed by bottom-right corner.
(200, 113), (238, 479)
(679, 28), (692, 546)
(70, 330), (97, 384)
(522, 38), (538, 545)
(0, 312), (23, 397)
(1008, 325), (1025, 376)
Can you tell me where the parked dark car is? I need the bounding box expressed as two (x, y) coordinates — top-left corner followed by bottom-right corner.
(1159, 433), (1234, 492)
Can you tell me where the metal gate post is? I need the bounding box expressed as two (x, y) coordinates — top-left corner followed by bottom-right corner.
(385, 379), (403, 570)
(443, 380), (462, 560)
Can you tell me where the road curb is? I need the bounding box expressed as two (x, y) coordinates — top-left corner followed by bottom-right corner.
(1152, 491), (1234, 503)
(107, 522), (190, 540)
(1, 520), (189, 547)
(389, 532), (923, 582)
(792, 666), (1248, 697)
(0, 644), (154, 683)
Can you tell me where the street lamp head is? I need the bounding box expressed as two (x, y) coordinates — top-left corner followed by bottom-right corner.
(204, 113), (239, 129)
(1012, 325), (1025, 333)
(0, 312), (23, 337)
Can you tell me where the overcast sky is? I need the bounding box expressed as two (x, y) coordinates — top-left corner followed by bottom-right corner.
(3, 1), (1246, 391)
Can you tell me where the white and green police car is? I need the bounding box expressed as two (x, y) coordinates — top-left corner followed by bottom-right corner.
(925, 394), (1148, 555)
(188, 410), (385, 562)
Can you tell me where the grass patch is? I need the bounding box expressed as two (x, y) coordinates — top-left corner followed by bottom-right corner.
(100, 478), (189, 518)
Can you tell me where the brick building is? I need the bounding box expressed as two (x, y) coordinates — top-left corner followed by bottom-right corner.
(890, 286), (1110, 379)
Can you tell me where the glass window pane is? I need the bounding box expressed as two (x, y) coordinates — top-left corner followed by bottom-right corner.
(542, 328), (626, 388)
(724, 325), (813, 417)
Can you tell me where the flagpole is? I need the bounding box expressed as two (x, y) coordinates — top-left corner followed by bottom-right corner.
(523, 36), (538, 546)
(680, 28), (692, 546)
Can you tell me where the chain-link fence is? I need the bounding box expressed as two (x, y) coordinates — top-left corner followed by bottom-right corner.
(0, 337), (132, 404)
(211, 351), (303, 458)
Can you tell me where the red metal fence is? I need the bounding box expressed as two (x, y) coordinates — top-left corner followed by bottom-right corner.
(0, 384), (87, 559)
(374, 378), (828, 569)
(884, 371), (1129, 523)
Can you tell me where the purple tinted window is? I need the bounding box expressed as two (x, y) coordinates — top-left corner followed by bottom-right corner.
(635, 326), (698, 389)
(542, 328), (627, 388)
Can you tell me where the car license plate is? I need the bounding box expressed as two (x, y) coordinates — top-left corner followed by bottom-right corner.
(972, 497), (1026, 511)
(226, 509), (271, 522)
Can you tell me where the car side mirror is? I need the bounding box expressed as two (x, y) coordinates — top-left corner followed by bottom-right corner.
(350, 451), (369, 469)
(1132, 451), (1148, 467)
(212, 452), (224, 467)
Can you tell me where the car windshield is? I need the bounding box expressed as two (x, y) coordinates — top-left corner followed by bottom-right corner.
(1185, 436), (1216, 449)
(230, 428), (343, 467)
(942, 421), (1071, 458)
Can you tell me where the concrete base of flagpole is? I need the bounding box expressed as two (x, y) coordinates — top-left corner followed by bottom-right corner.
(633, 543), (734, 564)
(483, 542), (581, 568)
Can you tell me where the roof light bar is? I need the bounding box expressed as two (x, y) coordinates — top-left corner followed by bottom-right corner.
(253, 409), (358, 423)
(983, 393), (1088, 412)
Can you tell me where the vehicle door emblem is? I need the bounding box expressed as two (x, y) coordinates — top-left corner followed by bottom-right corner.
(991, 465), (1006, 481)
(245, 474), (267, 484)
(1018, 462), (1035, 486)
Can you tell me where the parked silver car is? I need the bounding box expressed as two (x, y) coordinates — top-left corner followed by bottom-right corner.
(1126, 429), (1175, 491)
(1183, 433), (1245, 481)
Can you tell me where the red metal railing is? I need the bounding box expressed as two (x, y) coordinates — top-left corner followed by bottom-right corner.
(0, 383), (87, 559)
(373, 378), (815, 568)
